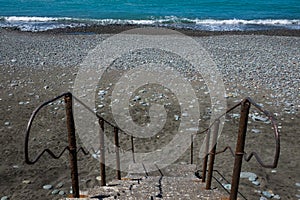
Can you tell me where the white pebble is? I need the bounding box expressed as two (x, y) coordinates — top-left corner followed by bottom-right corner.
(22, 180), (31, 184)
(1, 196), (9, 200)
(252, 181), (260, 186)
(222, 184), (231, 190)
(251, 129), (261, 134)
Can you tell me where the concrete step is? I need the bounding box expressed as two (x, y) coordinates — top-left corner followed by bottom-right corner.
(64, 164), (228, 200)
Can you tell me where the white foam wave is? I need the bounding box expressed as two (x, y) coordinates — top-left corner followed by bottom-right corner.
(0, 16), (299, 32)
(4, 16), (63, 22)
(194, 19), (300, 25)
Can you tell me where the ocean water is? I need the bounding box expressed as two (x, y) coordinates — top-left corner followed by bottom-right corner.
(0, 0), (299, 32)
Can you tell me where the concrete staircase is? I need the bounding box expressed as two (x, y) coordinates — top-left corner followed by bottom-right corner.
(65, 164), (227, 200)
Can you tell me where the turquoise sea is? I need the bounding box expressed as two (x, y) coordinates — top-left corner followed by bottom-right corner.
(0, 0), (299, 31)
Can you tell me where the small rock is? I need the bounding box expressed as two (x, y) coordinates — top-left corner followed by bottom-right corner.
(4, 122), (10, 126)
(260, 197), (267, 200)
(223, 184), (231, 190)
(96, 176), (101, 181)
(252, 181), (260, 186)
(133, 96), (141, 101)
(58, 191), (65, 195)
(22, 180), (31, 184)
(98, 90), (107, 95)
(254, 190), (261, 194)
(273, 194), (281, 199)
(225, 93), (233, 98)
(44, 85), (49, 89)
(182, 112), (188, 117)
(98, 104), (104, 108)
(240, 172), (257, 180)
(296, 182), (300, 187)
(51, 189), (60, 195)
(250, 114), (268, 122)
(1, 196), (9, 200)
(249, 176), (257, 182)
(43, 184), (53, 190)
(174, 115), (180, 121)
(56, 182), (64, 188)
(251, 129), (261, 134)
(10, 83), (18, 87)
(232, 113), (240, 119)
(271, 170), (277, 173)
(140, 102), (148, 106)
(262, 191), (273, 198)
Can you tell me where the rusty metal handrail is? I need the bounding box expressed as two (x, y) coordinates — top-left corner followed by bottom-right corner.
(200, 97), (280, 168)
(24, 92), (132, 197)
(199, 97), (280, 200)
(25, 92), (70, 164)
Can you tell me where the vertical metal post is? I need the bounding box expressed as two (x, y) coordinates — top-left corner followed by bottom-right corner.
(206, 119), (220, 190)
(64, 93), (80, 198)
(230, 100), (251, 200)
(131, 136), (135, 163)
(191, 134), (194, 164)
(202, 130), (210, 182)
(99, 118), (106, 186)
(114, 127), (121, 180)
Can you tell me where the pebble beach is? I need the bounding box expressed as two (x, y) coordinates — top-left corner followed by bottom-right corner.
(0, 27), (299, 200)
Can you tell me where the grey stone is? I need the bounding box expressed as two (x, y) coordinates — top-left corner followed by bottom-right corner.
(249, 176), (257, 181)
(240, 172), (257, 180)
(262, 191), (273, 198)
(133, 96), (141, 101)
(56, 182), (64, 188)
(43, 184), (53, 190)
(1, 196), (9, 200)
(250, 114), (268, 122)
(58, 190), (65, 195)
(251, 129), (261, 134)
(51, 189), (60, 195)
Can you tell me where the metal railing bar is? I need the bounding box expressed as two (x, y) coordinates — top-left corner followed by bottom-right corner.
(25, 92), (71, 164)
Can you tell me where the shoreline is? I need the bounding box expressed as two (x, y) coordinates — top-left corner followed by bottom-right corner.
(2, 24), (300, 37)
